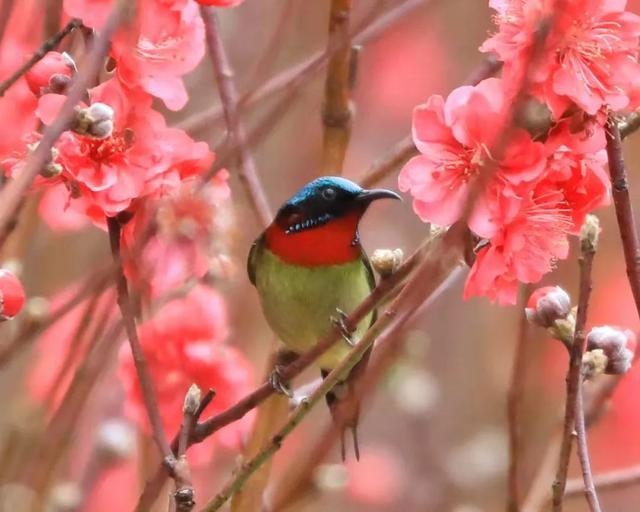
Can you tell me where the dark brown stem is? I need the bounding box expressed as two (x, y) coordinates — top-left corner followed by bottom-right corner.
(0, 18), (82, 97)
(200, 6), (272, 227)
(619, 109), (640, 139)
(321, 0), (353, 174)
(551, 236), (596, 512)
(605, 114), (640, 321)
(575, 377), (603, 512)
(106, 216), (174, 467)
(507, 286), (532, 512)
(0, 2), (126, 249)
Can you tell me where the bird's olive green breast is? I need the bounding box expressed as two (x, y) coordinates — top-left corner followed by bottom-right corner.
(253, 246), (374, 369)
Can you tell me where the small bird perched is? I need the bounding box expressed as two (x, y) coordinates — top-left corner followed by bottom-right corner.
(247, 176), (400, 459)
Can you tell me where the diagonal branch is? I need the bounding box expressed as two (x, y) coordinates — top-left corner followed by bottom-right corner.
(106, 217), (174, 468)
(200, 6), (272, 227)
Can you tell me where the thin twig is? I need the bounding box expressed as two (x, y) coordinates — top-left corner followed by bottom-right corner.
(0, 2), (126, 249)
(551, 232), (596, 512)
(507, 286), (532, 512)
(200, 227), (465, 512)
(575, 377), (603, 512)
(321, 0), (354, 173)
(0, 18), (83, 97)
(566, 464), (640, 497)
(200, 6), (272, 227)
(605, 114), (640, 320)
(521, 375), (624, 512)
(172, 386), (201, 512)
(107, 216), (174, 467)
(176, 0), (430, 136)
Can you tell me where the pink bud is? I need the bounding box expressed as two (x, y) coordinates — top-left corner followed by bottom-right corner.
(525, 286), (571, 328)
(0, 269), (26, 320)
(25, 52), (74, 96)
(587, 326), (636, 375)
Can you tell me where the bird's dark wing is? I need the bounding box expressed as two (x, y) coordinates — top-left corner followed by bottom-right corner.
(247, 234), (264, 286)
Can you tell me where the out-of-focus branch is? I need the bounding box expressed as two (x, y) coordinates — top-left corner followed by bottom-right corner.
(0, 1), (126, 249)
(176, 0), (430, 136)
(200, 6), (272, 227)
(619, 109), (640, 138)
(0, 0), (15, 50)
(107, 216), (174, 468)
(0, 18), (83, 97)
(359, 54), (503, 188)
(605, 114), (640, 321)
(321, 0), (354, 174)
(551, 228), (597, 512)
(200, 227), (465, 512)
(507, 286), (532, 512)
(566, 464), (640, 497)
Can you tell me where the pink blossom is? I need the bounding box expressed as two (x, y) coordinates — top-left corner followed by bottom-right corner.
(0, 269), (26, 320)
(25, 51), (74, 96)
(32, 78), (213, 220)
(482, 0), (640, 117)
(398, 78), (546, 232)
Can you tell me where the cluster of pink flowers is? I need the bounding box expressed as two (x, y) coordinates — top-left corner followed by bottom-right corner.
(399, 0), (640, 304)
(0, 0), (251, 461)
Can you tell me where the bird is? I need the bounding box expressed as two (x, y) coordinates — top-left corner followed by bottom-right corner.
(247, 176), (401, 459)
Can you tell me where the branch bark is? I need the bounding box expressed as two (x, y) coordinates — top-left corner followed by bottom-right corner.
(551, 231), (597, 512)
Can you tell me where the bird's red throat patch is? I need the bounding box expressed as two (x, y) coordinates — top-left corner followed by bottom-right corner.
(265, 210), (362, 266)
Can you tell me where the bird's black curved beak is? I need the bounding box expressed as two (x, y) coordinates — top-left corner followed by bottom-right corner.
(355, 188), (402, 204)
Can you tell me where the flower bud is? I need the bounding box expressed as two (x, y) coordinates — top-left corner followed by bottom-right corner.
(25, 51), (75, 96)
(0, 269), (26, 321)
(72, 102), (114, 139)
(586, 326), (636, 375)
(183, 383), (202, 415)
(580, 214), (600, 253)
(525, 286), (571, 329)
(582, 349), (608, 380)
(370, 248), (404, 278)
(26, 142), (63, 178)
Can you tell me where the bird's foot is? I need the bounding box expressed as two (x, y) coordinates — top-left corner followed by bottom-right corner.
(331, 308), (355, 346)
(269, 365), (293, 397)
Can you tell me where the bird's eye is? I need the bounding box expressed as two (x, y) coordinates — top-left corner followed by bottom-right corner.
(322, 187), (337, 200)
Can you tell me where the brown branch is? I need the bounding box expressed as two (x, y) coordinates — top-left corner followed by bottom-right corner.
(551, 230), (596, 512)
(566, 465), (640, 497)
(605, 114), (640, 321)
(172, 385), (201, 512)
(574, 377), (602, 512)
(200, 6), (272, 227)
(619, 109), (640, 139)
(0, 2), (126, 249)
(0, 18), (82, 97)
(175, 0), (429, 136)
(507, 286), (532, 512)
(321, 0), (354, 174)
(358, 54), (503, 188)
(106, 216), (174, 467)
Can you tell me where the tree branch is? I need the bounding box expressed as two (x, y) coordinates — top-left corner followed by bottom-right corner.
(200, 6), (272, 227)
(321, 0), (354, 173)
(566, 464), (640, 497)
(575, 376), (602, 512)
(106, 216), (174, 468)
(0, 18), (83, 97)
(551, 229), (597, 512)
(507, 286), (532, 512)
(605, 114), (640, 321)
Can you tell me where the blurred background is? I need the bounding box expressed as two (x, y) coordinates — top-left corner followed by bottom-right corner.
(1, 0), (640, 511)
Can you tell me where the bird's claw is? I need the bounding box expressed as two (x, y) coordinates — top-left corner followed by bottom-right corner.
(331, 308), (355, 346)
(269, 366), (293, 397)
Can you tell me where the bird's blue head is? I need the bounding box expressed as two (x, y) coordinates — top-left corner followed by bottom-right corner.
(275, 176), (401, 234)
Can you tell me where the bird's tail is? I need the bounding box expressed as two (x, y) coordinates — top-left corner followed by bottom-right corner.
(321, 347), (371, 461)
